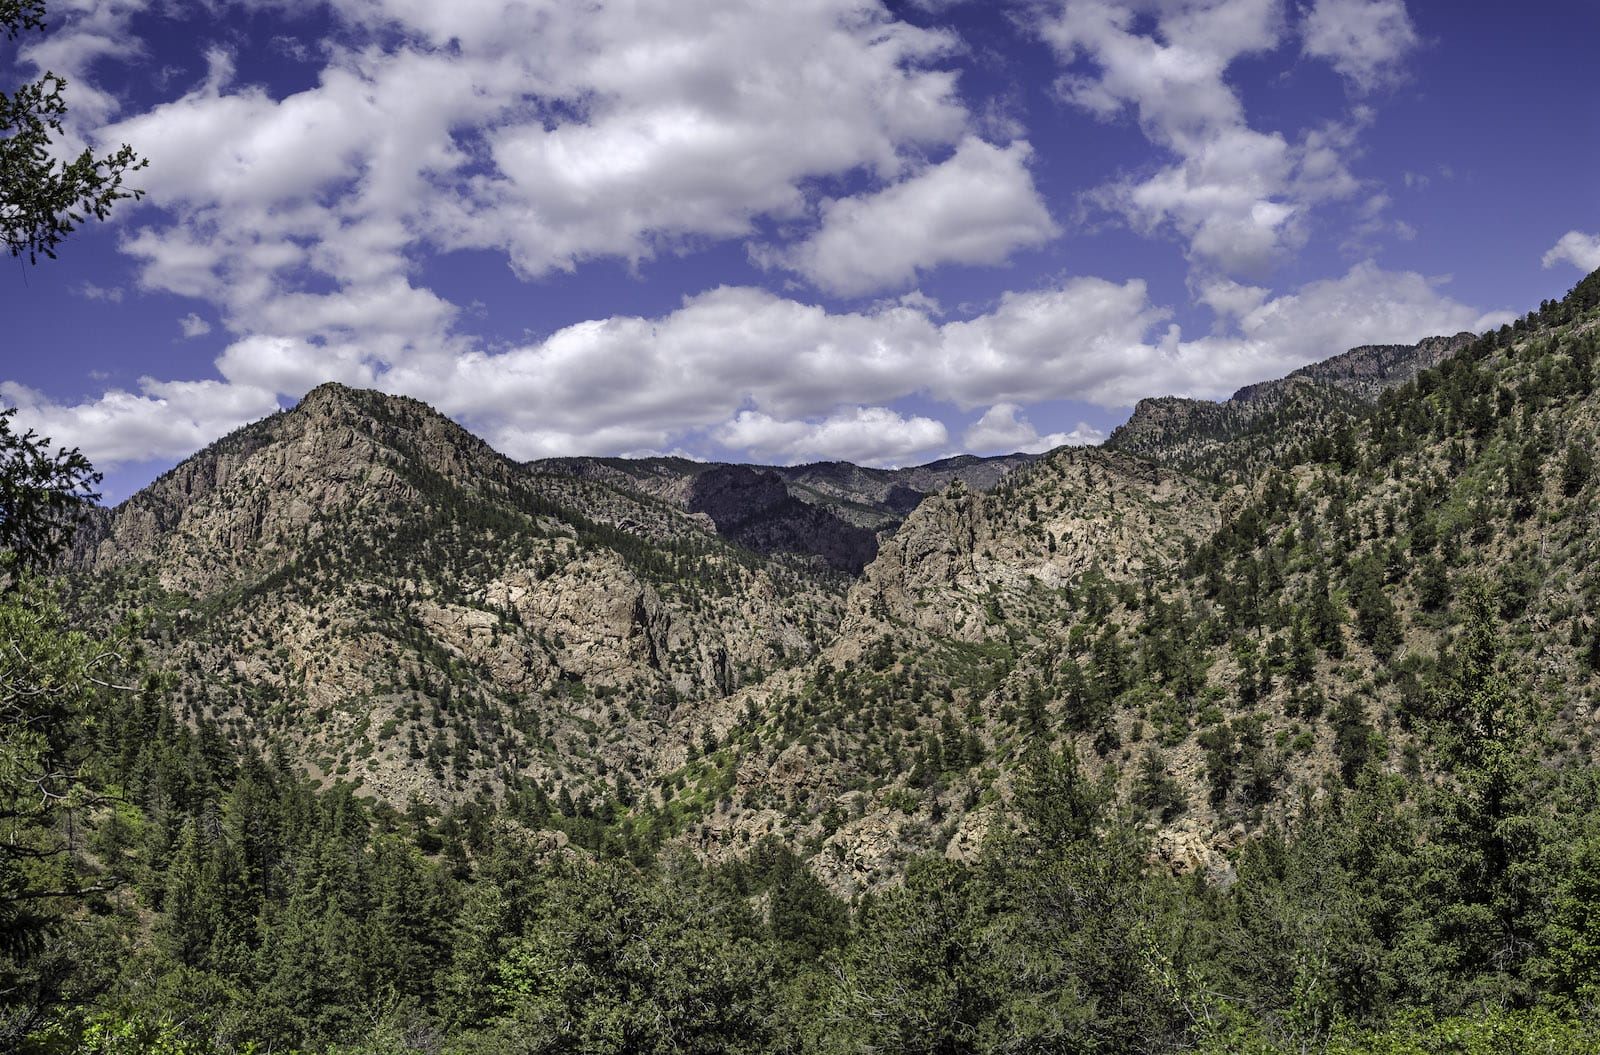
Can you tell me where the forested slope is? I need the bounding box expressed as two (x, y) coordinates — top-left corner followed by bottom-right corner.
(5, 269), (1600, 1053)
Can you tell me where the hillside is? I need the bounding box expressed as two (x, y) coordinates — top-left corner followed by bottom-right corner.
(68, 383), (853, 813)
(60, 272), (1600, 878)
(18, 267), (1600, 1054)
(527, 450), (1037, 570)
(1105, 332), (1475, 481)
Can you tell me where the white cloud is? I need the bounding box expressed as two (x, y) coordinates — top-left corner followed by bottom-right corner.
(895, 290), (945, 316)
(1031, 0), (1382, 275)
(0, 0), (1537, 491)
(1195, 276), (1271, 322)
(1, 3), (1500, 476)
(415, 286), (942, 445)
(77, 283), (125, 303)
(963, 404), (1104, 453)
(0, 378), (280, 468)
(5, 262), (1499, 472)
(1543, 231), (1600, 273)
(455, 3), (969, 277)
(1174, 261), (1506, 396)
(1301, 0), (1420, 92)
(16, 0), (152, 135)
(716, 407), (949, 466)
(1040, 0), (1281, 152)
(935, 277), (1174, 407)
(214, 335), (377, 395)
(80, 0), (983, 364)
(1105, 125), (1305, 274)
(773, 137), (1059, 296)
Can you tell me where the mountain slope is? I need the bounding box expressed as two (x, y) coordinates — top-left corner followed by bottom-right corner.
(528, 450), (1038, 568)
(60, 268), (1600, 894)
(1105, 332), (1475, 482)
(69, 384), (849, 810)
(30, 268), (1600, 1055)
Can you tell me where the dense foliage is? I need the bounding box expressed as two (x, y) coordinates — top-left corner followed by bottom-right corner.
(9, 642), (1600, 1054)
(0, 409), (100, 570)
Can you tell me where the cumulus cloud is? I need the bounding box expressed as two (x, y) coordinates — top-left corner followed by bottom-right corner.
(934, 277), (1174, 407)
(1029, 0), (1397, 275)
(460, 2), (969, 278)
(716, 407), (949, 466)
(1175, 261), (1508, 396)
(69, 0), (993, 359)
(416, 286), (942, 443)
(214, 335), (378, 395)
(179, 313), (212, 338)
(1195, 276), (1272, 322)
(1301, 0), (1420, 92)
(963, 404), (1104, 454)
(6, 259), (1501, 473)
(773, 138), (1059, 296)
(0, 378), (280, 468)
(1543, 231), (1600, 273)
(2, 1), (1497, 476)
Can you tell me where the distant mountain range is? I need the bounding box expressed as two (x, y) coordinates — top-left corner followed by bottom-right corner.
(526, 451), (1037, 573)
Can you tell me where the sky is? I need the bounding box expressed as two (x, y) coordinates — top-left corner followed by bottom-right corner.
(3, 0), (1598, 503)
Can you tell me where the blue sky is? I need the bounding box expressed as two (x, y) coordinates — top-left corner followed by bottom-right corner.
(3, 0), (1597, 502)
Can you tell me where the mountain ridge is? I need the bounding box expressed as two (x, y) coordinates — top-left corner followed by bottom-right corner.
(26, 266), (1600, 1055)
(1106, 331), (1477, 480)
(57, 269), (1600, 895)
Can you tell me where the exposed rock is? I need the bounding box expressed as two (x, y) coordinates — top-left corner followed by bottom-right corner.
(839, 447), (1218, 650)
(943, 806), (994, 865)
(1277, 332), (1476, 399)
(527, 451), (1038, 558)
(1107, 333), (1477, 481)
(1151, 821), (1232, 882)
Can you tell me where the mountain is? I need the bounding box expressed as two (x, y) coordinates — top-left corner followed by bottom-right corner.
(64, 384), (1041, 824)
(1272, 332), (1477, 398)
(1105, 332), (1475, 481)
(60, 268), (1600, 891)
(527, 450), (1037, 571)
(29, 268), (1600, 1054)
(69, 383), (851, 809)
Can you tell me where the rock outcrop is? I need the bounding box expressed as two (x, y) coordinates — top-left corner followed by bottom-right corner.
(1107, 333), (1477, 481)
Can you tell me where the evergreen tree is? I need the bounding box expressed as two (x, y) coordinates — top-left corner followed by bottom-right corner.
(1419, 580), (1550, 1008)
(483, 855), (772, 1054)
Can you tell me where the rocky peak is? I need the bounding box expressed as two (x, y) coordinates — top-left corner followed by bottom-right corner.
(1276, 331), (1476, 399)
(1107, 332), (1477, 480)
(71, 383), (525, 589)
